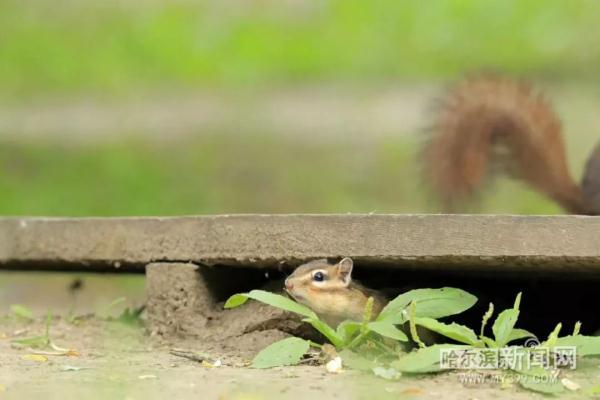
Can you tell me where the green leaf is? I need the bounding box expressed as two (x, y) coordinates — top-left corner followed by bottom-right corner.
(102, 297), (126, 316)
(544, 323), (562, 348)
(506, 328), (536, 344)
(492, 309), (519, 348)
(509, 351), (564, 394)
(367, 321), (408, 342)
(12, 335), (49, 348)
(378, 288), (477, 323)
(223, 294), (248, 309)
(336, 321), (361, 344)
(553, 335), (600, 357)
(518, 374), (564, 394)
(116, 306), (144, 326)
(572, 321), (581, 336)
(512, 364), (551, 377)
(480, 336), (497, 348)
(590, 385), (600, 395)
(13, 310), (53, 349)
(509, 361), (563, 394)
(338, 349), (377, 372)
(251, 337), (310, 369)
(391, 344), (470, 373)
(491, 293), (521, 347)
(10, 304), (34, 320)
(415, 317), (478, 345)
(305, 318), (344, 348)
(224, 290), (345, 347)
(224, 290), (317, 319)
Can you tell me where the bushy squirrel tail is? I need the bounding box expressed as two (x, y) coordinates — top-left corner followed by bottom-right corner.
(423, 74), (599, 215)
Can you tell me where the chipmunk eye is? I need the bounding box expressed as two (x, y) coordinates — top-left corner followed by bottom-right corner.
(312, 271), (325, 282)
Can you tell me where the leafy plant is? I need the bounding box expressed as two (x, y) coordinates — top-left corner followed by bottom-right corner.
(12, 311), (53, 348)
(99, 297), (145, 326)
(11, 310), (78, 356)
(412, 292), (536, 349)
(404, 292), (600, 393)
(225, 287), (477, 366)
(113, 305), (145, 326)
(10, 304), (35, 321)
(225, 288), (600, 396)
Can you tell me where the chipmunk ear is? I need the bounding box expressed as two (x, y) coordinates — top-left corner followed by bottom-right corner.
(337, 257), (353, 286)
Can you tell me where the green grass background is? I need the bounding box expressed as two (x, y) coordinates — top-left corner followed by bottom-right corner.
(1, 0), (600, 97)
(1, 134), (566, 216)
(1, 0), (598, 216)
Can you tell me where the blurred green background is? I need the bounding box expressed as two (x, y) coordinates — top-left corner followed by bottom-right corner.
(2, 0), (600, 216)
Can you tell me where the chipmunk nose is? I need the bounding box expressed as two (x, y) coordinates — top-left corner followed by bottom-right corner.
(285, 279), (293, 290)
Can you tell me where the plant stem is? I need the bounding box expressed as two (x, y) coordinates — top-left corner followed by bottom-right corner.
(408, 302), (425, 348)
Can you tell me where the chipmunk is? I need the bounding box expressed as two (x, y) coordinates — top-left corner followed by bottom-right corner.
(284, 257), (387, 327)
(422, 74), (600, 214)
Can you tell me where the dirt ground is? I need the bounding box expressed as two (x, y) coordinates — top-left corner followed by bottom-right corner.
(2, 317), (599, 400)
(1, 272), (598, 400)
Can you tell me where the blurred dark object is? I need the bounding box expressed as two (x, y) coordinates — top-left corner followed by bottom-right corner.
(68, 277), (84, 294)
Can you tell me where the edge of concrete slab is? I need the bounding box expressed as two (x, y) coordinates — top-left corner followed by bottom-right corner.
(0, 214), (598, 273)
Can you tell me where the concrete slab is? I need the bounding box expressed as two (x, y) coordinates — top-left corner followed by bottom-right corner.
(0, 214), (599, 273)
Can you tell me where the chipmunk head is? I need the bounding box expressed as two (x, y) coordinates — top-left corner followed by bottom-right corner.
(284, 257), (354, 308)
